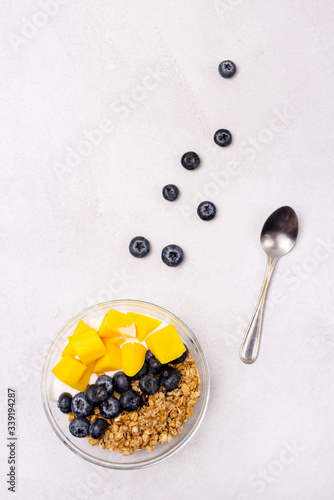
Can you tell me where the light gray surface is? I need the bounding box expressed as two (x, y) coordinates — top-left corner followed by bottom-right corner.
(1, 1), (334, 499)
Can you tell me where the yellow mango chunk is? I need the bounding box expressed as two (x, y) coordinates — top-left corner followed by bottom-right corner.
(71, 361), (95, 392)
(121, 342), (147, 377)
(145, 324), (186, 364)
(127, 312), (162, 342)
(69, 328), (106, 365)
(98, 309), (130, 337)
(93, 341), (122, 373)
(73, 320), (90, 336)
(62, 320), (90, 357)
(52, 355), (87, 387)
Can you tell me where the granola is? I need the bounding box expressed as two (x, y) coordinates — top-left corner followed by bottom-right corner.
(68, 352), (200, 455)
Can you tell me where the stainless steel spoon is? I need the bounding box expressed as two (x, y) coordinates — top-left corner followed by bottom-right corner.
(240, 206), (299, 364)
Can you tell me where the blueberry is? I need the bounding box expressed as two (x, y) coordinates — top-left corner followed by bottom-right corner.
(170, 344), (188, 364)
(197, 201), (216, 221)
(89, 418), (107, 439)
(161, 244), (184, 267)
(96, 375), (114, 395)
(71, 392), (93, 418)
(100, 396), (121, 419)
(162, 184), (179, 202)
(131, 362), (148, 380)
(85, 384), (108, 406)
(113, 371), (131, 393)
(160, 367), (181, 391)
(69, 417), (90, 438)
(214, 129), (232, 147)
(145, 350), (155, 363)
(139, 374), (160, 395)
(218, 60), (236, 78)
(57, 392), (72, 414)
(181, 151), (200, 170)
(129, 236), (150, 258)
(120, 389), (142, 412)
(148, 357), (167, 375)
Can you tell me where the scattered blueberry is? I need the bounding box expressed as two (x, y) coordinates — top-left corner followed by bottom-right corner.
(170, 344), (188, 364)
(120, 389), (142, 412)
(113, 371), (131, 393)
(85, 384), (108, 406)
(139, 374), (160, 395)
(71, 392), (93, 418)
(181, 151), (200, 170)
(131, 362), (148, 380)
(100, 396), (121, 419)
(218, 60), (236, 78)
(57, 392), (72, 414)
(129, 236), (150, 258)
(89, 418), (108, 439)
(148, 356), (167, 375)
(160, 366), (181, 391)
(214, 129), (232, 147)
(197, 201), (216, 221)
(69, 417), (90, 438)
(161, 244), (184, 267)
(162, 184), (179, 202)
(145, 350), (155, 364)
(96, 375), (114, 395)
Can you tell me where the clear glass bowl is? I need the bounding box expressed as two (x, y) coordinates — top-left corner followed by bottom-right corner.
(41, 299), (210, 469)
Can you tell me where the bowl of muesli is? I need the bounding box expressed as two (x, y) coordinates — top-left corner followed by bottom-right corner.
(41, 300), (210, 469)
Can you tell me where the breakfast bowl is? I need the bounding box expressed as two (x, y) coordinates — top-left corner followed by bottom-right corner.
(41, 299), (210, 469)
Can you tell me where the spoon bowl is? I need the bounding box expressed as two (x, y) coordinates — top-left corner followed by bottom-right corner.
(261, 206), (299, 259)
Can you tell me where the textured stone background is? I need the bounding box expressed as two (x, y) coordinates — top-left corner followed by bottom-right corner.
(1, 1), (334, 499)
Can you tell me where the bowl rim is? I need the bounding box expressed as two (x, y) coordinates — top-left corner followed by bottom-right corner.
(41, 299), (210, 469)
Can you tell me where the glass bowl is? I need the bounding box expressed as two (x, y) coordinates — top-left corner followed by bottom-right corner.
(41, 299), (210, 469)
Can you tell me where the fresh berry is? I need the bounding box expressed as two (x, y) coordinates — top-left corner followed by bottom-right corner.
(99, 396), (121, 419)
(139, 374), (160, 395)
(57, 392), (72, 414)
(120, 389), (142, 412)
(162, 184), (179, 201)
(181, 151), (200, 170)
(113, 371), (131, 393)
(71, 392), (93, 418)
(160, 367), (181, 391)
(197, 201), (216, 221)
(131, 362), (148, 380)
(129, 236), (150, 258)
(170, 344), (188, 364)
(85, 384), (108, 406)
(69, 417), (90, 438)
(148, 356), (167, 375)
(96, 375), (114, 395)
(89, 418), (107, 439)
(145, 350), (155, 363)
(218, 60), (236, 78)
(161, 244), (184, 267)
(214, 129), (232, 147)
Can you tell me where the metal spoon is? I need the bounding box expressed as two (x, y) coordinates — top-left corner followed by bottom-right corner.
(239, 206), (299, 364)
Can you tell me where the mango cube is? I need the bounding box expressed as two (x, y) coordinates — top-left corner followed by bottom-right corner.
(121, 342), (147, 377)
(106, 336), (126, 346)
(71, 361), (95, 392)
(52, 355), (87, 388)
(69, 328), (106, 365)
(98, 309), (130, 337)
(127, 312), (162, 342)
(62, 320), (90, 358)
(93, 341), (122, 373)
(145, 324), (186, 364)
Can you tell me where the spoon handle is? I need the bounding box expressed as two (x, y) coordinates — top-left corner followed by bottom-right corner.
(240, 256), (277, 364)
